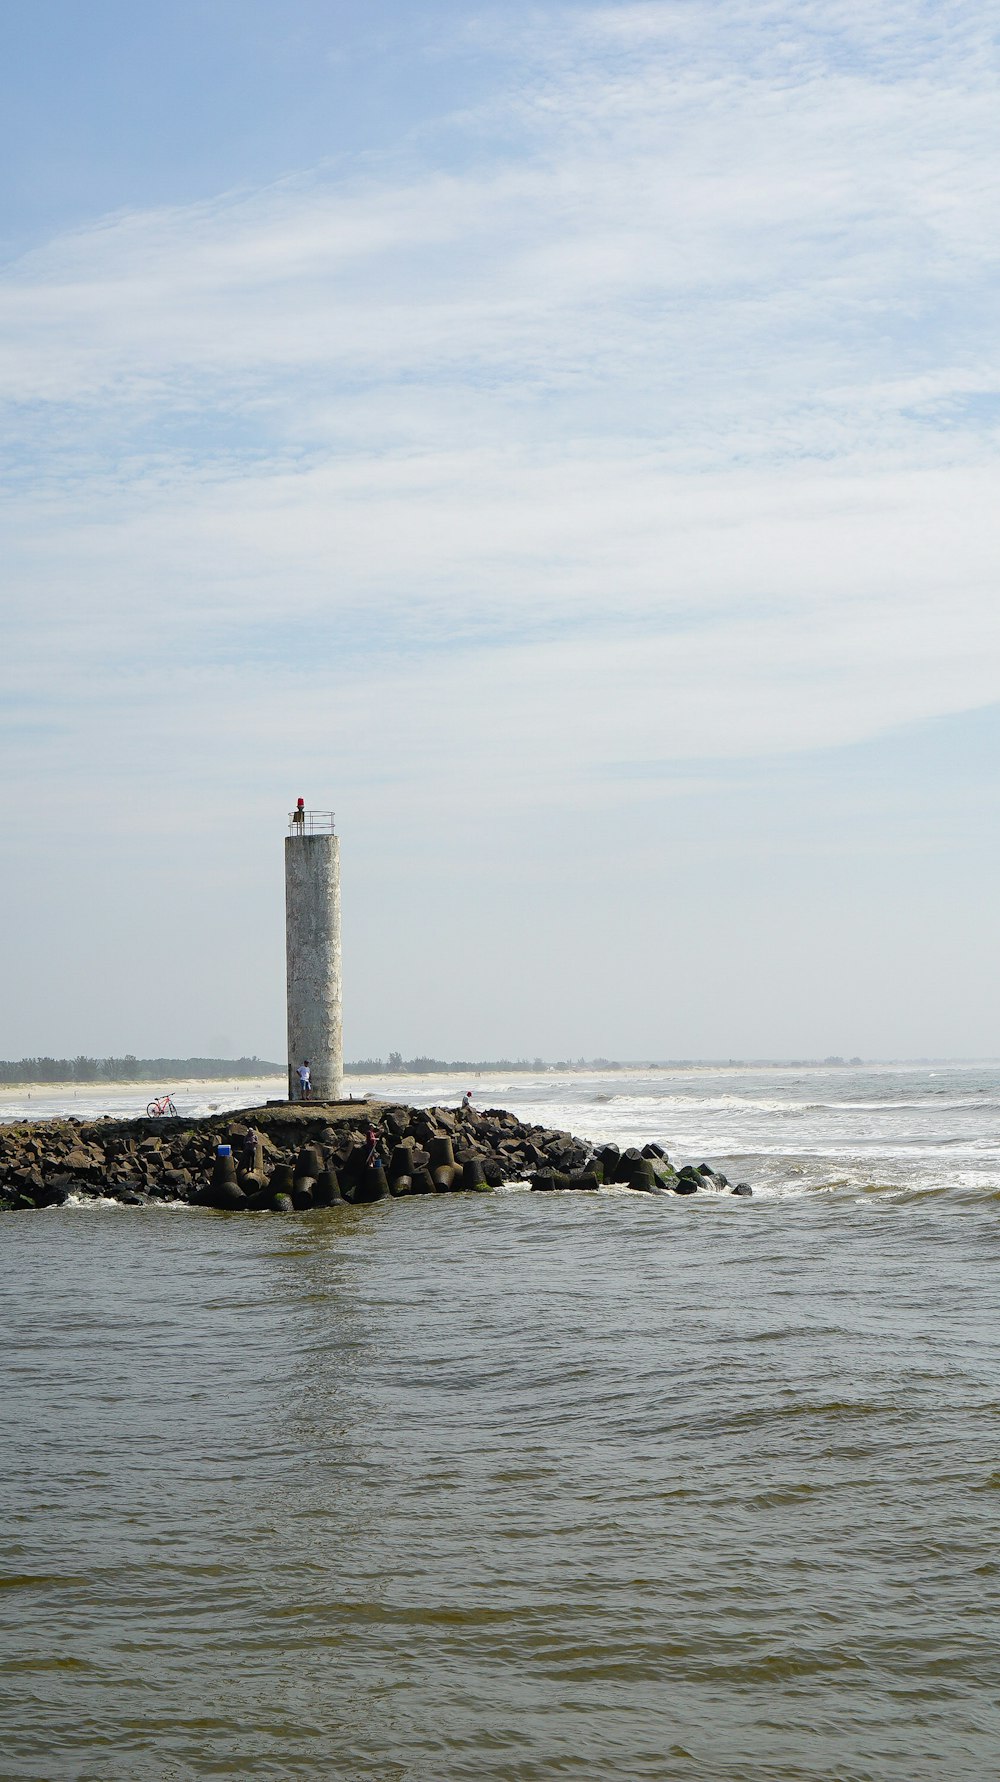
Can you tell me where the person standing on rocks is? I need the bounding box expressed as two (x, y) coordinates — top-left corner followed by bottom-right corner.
(241, 1127), (259, 1172)
(297, 1060), (311, 1101)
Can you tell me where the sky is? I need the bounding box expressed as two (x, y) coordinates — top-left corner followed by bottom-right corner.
(2, 0), (999, 1064)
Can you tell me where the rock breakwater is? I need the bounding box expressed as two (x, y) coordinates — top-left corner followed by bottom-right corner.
(0, 1100), (751, 1211)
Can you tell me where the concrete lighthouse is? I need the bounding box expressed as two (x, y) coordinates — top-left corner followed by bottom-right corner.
(285, 803), (343, 1102)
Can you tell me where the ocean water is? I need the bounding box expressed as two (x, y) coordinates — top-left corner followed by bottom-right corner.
(3, 1065), (1000, 1779)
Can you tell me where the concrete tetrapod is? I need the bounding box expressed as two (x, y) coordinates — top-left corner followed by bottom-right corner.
(352, 1161), (389, 1204)
(296, 1145), (325, 1180)
(388, 1145), (415, 1182)
(312, 1168), (342, 1206)
(202, 1179), (248, 1210)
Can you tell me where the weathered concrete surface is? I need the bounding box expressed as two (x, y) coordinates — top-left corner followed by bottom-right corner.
(285, 832), (343, 1102)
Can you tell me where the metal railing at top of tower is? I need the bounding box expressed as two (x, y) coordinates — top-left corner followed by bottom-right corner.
(287, 810), (337, 835)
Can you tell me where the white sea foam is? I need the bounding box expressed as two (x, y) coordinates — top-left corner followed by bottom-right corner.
(359, 1062), (1000, 1200)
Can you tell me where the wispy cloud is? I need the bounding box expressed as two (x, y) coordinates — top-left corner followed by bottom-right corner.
(2, 1), (1000, 1051)
(4, 1), (998, 432)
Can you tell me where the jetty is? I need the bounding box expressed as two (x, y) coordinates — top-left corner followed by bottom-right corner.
(0, 1100), (750, 1211)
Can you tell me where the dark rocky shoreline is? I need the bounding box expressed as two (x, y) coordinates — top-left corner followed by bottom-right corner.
(0, 1099), (751, 1212)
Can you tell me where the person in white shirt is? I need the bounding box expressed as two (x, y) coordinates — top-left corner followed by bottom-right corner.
(297, 1060), (311, 1100)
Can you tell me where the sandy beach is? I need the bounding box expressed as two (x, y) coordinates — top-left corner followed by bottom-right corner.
(0, 1076), (287, 1124)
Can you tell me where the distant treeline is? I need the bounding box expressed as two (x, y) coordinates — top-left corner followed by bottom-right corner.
(0, 1052), (873, 1087)
(0, 1056), (281, 1086)
(345, 1054), (623, 1074)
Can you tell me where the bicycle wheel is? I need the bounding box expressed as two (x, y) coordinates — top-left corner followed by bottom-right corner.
(167, 1099), (178, 1116)
(146, 1102), (159, 1118)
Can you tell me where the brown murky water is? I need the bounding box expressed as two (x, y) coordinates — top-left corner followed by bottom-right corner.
(4, 1183), (1000, 1779)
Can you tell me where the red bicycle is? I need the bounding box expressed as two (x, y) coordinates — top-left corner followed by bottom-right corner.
(146, 1093), (179, 1118)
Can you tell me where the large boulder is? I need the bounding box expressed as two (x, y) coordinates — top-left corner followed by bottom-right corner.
(33, 1180), (71, 1207)
(63, 1147), (99, 1179)
(8, 1165), (45, 1197)
(673, 1167), (701, 1195)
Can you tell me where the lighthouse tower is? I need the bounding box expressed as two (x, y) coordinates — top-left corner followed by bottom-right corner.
(284, 803), (343, 1102)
